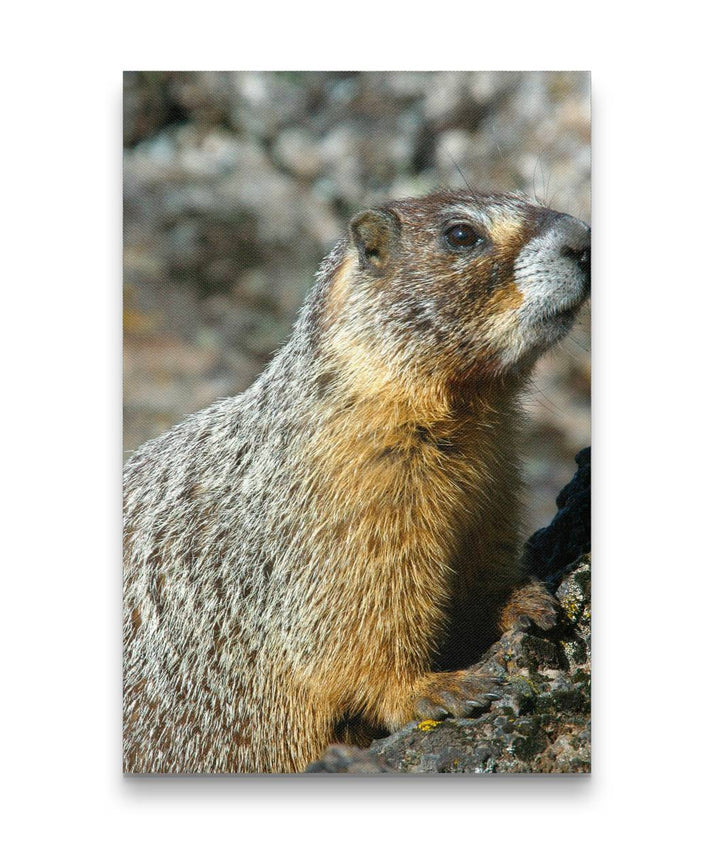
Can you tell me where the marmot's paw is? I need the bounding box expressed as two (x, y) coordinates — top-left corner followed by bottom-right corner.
(499, 578), (558, 633)
(413, 668), (503, 721)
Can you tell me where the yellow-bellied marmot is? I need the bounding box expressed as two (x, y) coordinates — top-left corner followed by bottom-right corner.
(123, 190), (591, 773)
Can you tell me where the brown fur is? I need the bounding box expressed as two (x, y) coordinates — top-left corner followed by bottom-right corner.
(123, 190), (590, 772)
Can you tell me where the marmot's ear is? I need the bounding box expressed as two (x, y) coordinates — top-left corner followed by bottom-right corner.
(350, 209), (401, 274)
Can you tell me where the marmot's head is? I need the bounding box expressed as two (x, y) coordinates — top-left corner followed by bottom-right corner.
(323, 190), (589, 394)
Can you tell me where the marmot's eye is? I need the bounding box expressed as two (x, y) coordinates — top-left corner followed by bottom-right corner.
(444, 223), (481, 250)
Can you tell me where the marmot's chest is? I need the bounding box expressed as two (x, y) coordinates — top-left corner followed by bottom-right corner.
(306, 415), (511, 565)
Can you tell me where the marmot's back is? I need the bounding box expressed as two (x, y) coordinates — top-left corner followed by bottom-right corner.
(123, 191), (590, 773)
(124, 358), (320, 773)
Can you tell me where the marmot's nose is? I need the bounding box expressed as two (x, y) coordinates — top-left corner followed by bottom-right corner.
(556, 215), (591, 284)
(561, 243), (591, 278)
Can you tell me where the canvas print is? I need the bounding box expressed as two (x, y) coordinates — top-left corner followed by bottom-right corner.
(123, 71), (591, 774)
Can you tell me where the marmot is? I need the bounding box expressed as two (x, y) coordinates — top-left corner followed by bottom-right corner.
(123, 190), (591, 774)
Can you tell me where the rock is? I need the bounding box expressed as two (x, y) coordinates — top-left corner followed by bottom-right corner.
(273, 128), (324, 180)
(305, 745), (393, 774)
(524, 446), (591, 583)
(306, 449), (591, 774)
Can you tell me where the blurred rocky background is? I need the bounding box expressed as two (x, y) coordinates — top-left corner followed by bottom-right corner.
(123, 70), (590, 536)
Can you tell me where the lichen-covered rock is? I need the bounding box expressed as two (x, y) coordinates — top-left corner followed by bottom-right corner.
(307, 450), (591, 774)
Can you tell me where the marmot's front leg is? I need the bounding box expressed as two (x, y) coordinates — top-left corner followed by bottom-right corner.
(418, 580), (558, 720)
(376, 667), (503, 730)
(380, 578), (558, 729)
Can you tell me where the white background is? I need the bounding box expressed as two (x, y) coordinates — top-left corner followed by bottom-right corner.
(3, 2), (718, 853)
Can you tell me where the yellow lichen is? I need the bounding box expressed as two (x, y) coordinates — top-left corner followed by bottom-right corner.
(417, 719), (441, 732)
(511, 675), (539, 694)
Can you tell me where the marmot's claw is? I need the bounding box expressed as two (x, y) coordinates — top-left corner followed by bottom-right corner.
(415, 699), (450, 721)
(413, 670), (504, 721)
